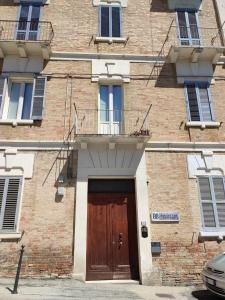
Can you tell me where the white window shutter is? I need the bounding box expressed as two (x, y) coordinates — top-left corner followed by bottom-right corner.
(198, 177), (216, 228)
(0, 77), (7, 119)
(30, 76), (47, 120)
(199, 87), (212, 121)
(2, 178), (22, 232)
(212, 177), (225, 227)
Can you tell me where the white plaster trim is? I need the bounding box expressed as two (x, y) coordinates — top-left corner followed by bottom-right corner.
(186, 153), (225, 178)
(73, 145), (152, 285)
(186, 122), (221, 129)
(0, 120), (34, 126)
(0, 233), (22, 240)
(93, 0), (128, 7)
(95, 37), (128, 44)
(92, 59), (130, 83)
(0, 149), (34, 179)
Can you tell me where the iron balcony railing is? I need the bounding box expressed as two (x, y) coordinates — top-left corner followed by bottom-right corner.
(74, 109), (150, 136)
(170, 25), (223, 48)
(0, 20), (54, 43)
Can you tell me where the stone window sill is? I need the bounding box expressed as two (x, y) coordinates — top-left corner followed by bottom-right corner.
(95, 36), (128, 44)
(199, 231), (225, 239)
(14, 0), (50, 3)
(0, 233), (22, 241)
(186, 121), (221, 129)
(0, 119), (34, 126)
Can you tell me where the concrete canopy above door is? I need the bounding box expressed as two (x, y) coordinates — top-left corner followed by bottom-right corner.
(73, 141), (153, 285)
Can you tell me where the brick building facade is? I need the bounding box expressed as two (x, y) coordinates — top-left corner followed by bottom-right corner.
(0, 0), (225, 286)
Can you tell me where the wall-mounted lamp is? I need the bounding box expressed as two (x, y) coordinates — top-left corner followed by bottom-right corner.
(57, 175), (65, 197)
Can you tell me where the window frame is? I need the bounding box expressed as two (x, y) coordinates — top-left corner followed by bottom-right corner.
(0, 76), (47, 122)
(176, 9), (201, 46)
(16, 4), (43, 41)
(184, 82), (215, 122)
(0, 176), (23, 234)
(1, 78), (34, 121)
(99, 5), (122, 38)
(197, 176), (225, 232)
(98, 84), (123, 134)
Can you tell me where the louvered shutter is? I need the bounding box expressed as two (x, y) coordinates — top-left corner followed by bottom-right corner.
(187, 86), (200, 121)
(198, 177), (216, 228)
(1, 178), (22, 232)
(199, 87), (213, 121)
(0, 178), (6, 221)
(30, 76), (47, 120)
(212, 177), (225, 227)
(0, 77), (7, 118)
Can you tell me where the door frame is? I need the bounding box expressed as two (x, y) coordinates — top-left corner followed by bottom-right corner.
(73, 146), (152, 285)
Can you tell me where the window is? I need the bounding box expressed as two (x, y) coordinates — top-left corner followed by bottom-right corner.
(8, 82), (33, 120)
(99, 6), (121, 37)
(0, 177), (23, 233)
(16, 4), (42, 41)
(198, 177), (225, 231)
(176, 11), (200, 45)
(185, 83), (214, 122)
(0, 76), (46, 121)
(99, 85), (122, 134)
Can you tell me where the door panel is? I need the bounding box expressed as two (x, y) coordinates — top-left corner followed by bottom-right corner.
(112, 195), (130, 279)
(86, 191), (139, 281)
(86, 194), (113, 280)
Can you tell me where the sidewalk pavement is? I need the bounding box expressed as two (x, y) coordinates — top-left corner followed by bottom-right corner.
(0, 278), (221, 300)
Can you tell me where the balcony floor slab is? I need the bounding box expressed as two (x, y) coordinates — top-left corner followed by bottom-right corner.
(0, 40), (51, 59)
(167, 45), (225, 64)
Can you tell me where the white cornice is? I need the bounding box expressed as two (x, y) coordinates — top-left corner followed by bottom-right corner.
(1, 140), (225, 152)
(50, 51), (225, 65)
(50, 51), (164, 63)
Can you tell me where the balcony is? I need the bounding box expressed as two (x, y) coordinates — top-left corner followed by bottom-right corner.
(167, 26), (225, 63)
(0, 20), (54, 59)
(74, 109), (150, 142)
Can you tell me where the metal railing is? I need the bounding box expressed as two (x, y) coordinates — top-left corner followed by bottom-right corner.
(0, 20), (54, 42)
(169, 26), (223, 48)
(74, 109), (150, 136)
(149, 23), (224, 78)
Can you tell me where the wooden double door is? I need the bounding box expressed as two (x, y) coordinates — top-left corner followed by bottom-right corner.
(86, 188), (139, 281)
